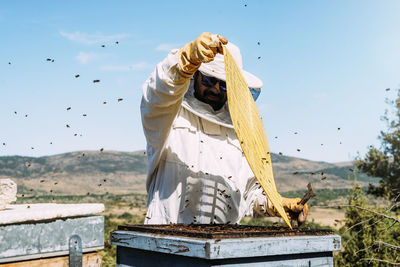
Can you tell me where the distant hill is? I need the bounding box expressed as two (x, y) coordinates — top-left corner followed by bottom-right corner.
(0, 150), (379, 195)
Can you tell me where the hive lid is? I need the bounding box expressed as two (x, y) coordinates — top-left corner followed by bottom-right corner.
(0, 203), (104, 225)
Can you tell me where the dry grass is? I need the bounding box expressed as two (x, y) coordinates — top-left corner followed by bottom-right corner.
(308, 207), (345, 229)
(241, 207), (345, 229)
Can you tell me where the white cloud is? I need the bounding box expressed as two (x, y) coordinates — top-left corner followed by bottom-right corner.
(156, 43), (181, 52)
(60, 31), (130, 45)
(75, 52), (101, 64)
(100, 62), (153, 71)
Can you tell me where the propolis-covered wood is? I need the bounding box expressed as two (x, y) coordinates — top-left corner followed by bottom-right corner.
(118, 223), (333, 238)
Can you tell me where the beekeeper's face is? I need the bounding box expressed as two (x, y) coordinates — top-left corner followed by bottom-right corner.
(194, 71), (227, 111)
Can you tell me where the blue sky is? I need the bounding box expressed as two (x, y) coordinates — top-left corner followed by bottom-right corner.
(1, 0), (399, 163)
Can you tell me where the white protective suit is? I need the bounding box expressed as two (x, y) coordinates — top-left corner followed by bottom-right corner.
(141, 49), (267, 224)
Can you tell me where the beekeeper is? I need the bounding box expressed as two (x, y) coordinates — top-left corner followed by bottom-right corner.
(141, 32), (308, 224)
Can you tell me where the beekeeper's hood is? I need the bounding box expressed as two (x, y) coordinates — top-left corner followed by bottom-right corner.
(199, 42), (263, 89)
(182, 42), (263, 128)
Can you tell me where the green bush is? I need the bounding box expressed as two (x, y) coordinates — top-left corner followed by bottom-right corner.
(335, 185), (400, 266)
(102, 214), (145, 266)
(102, 216), (119, 267)
(118, 212), (133, 219)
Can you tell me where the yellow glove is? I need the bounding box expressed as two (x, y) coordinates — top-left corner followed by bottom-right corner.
(178, 32), (228, 77)
(281, 197), (308, 224)
(254, 195), (308, 224)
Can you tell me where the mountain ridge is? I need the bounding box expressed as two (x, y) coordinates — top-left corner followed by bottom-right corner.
(0, 150), (379, 195)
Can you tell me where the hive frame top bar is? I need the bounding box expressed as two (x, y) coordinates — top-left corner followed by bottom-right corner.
(118, 224), (333, 239)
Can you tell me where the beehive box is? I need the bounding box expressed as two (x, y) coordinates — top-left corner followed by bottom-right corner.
(0, 203), (104, 266)
(111, 224), (341, 267)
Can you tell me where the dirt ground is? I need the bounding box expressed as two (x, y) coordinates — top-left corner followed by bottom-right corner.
(308, 207), (345, 229)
